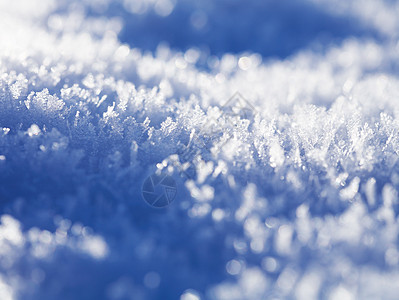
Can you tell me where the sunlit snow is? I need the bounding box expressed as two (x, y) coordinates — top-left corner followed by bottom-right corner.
(1, 0), (399, 299)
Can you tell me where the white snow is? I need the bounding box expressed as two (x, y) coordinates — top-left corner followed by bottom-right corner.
(1, 0), (399, 299)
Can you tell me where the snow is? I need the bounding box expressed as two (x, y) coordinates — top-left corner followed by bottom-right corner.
(1, 0), (399, 299)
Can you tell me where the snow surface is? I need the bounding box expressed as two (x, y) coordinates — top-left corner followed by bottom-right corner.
(1, 0), (399, 299)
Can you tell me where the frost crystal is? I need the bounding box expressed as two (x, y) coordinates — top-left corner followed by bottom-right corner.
(1, 0), (399, 299)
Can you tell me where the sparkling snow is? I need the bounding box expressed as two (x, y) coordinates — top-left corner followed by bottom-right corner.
(1, 0), (399, 299)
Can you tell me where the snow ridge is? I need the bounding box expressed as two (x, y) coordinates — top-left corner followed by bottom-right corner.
(1, 0), (399, 299)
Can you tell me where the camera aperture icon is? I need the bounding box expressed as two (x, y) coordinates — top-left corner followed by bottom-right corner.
(142, 173), (177, 208)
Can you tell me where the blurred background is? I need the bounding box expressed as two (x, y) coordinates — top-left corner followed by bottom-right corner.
(1, 1), (399, 300)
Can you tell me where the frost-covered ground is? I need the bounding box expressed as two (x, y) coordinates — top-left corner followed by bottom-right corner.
(1, 0), (399, 299)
